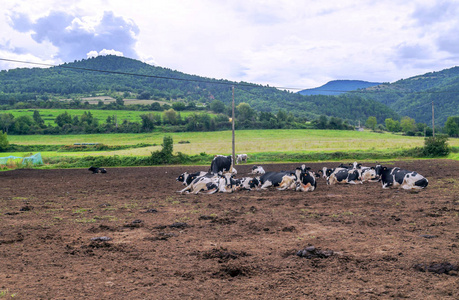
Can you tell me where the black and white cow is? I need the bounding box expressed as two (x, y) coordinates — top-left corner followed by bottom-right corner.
(259, 171), (297, 190)
(375, 165), (428, 190)
(178, 173), (237, 194)
(326, 167), (362, 185)
(359, 166), (379, 182)
(294, 165), (317, 192)
(318, 167), (335, 179)
(176, 171), (208, 186)
(236, 154), (248, 164)
(210, 155), (236, 174)
(235, 177), (261, 191)
(251, 165), (266, 175)
(88, 166), (107, 174)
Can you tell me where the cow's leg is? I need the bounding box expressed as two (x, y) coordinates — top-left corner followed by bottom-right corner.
(192, 181), (208, 194)
(178, 185), (192, 194)
(277, 177), (294, 190)
(260, 181), (272, 190)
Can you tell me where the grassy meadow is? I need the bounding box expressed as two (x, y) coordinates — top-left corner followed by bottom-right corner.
(5, 129), (458, 160)
(3, 109), (211, 126)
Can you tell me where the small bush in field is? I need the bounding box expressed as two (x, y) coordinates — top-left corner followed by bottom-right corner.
(423, 135), (450, 157)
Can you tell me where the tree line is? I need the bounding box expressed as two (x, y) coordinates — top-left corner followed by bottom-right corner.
(364, 115), (459, 137)
(0, 103), (357, 135)
(0, 55), (401, 125)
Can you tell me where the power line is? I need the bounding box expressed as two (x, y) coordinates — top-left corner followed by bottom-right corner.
(0, 58), (290, 90)
(1, 57), (459, 95)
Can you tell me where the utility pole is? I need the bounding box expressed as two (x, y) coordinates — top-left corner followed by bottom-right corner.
(231, 86), (235, 172)
(432, 101), (435, 137)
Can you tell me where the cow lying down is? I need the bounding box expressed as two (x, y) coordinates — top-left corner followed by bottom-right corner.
(88, 166), (107, 174)
(259, 171), (297, 190)
(259, 165), (317, 192)
(250, 165), (266, 175)
(375, 165), (428, 190)
(178, 173), (238, 194)
(318, 162), (378, 185)
(176, 171), (208, 186)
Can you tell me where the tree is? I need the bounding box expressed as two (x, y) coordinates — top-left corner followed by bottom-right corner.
(385, 118), (400, 132)
(80, 111), (94, 125)
(54, 111), (72, 127)
(210, 100), (226, 113)
(12, 115), (34, 134)
(140, 113), (155, 131)
(423, 135), (450, 157)
(329, 117), (344, 130)
(237, 103), (255, 122)
(0, 113), (14, 133)
(33, 110), (45, 127)
(365, 116), (377, 131)
(0, 132), (8, 151)
(150, 102), (162, 111)
(444, 116), (459, 137)
(317, 115), (328, 129)
(163, 108), (177, 125)
(114, 95), (124, 106)
(150, 135), (174, 164)
(400, 116), (416, 134)
(172, 102), (186, 111)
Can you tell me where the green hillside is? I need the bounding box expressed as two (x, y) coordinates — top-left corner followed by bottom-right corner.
(359, 66), (459, 125)
(0, 55), (398, 124)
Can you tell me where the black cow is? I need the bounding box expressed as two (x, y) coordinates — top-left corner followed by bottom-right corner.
(259, 171), (297, 190)
(88, 166), (107, 174)
(210, 155), (235, 174)
(375, 165), (428, 190)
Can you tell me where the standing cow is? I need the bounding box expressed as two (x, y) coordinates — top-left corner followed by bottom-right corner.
(210, 155), (236, 174)
(236, 154), (248, 164)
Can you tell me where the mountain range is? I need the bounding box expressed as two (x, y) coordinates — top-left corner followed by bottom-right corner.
(298, 80), (383, 96)
(0, 55), (458, 125)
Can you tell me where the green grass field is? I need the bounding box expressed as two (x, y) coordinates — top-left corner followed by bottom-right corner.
(3, 109), (213, 125)
(5, 129), (459, 160)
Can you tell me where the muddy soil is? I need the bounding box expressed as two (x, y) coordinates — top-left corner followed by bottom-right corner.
(1, 160), (458, 299)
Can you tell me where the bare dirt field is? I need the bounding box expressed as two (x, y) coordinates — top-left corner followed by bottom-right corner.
(1, 160), (458, 299)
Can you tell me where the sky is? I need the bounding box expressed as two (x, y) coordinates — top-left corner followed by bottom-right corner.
(1, 0), (459, 90)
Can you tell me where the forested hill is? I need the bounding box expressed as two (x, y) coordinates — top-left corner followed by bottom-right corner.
(358, 66), (459, 125)
(0, 55), (398, 123)
(298, 80), (383, 96)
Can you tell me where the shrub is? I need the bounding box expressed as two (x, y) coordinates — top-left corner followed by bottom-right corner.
(150, 135), (173, 164)
(0, 132), (9, 151)
(422, 135), (450, 157)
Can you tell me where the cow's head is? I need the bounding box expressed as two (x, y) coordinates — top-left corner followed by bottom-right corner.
(249, 177), (260, 189)
(176, 172), (188, 183)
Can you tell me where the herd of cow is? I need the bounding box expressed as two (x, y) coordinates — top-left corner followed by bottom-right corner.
(176, 155), (429, 194)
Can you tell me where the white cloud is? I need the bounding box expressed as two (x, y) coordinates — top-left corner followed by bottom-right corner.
(1, 0), (459, 88)
(87, 49), (124, 58)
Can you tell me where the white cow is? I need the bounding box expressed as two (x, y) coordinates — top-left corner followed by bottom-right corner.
(236, 154), (248, 164)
